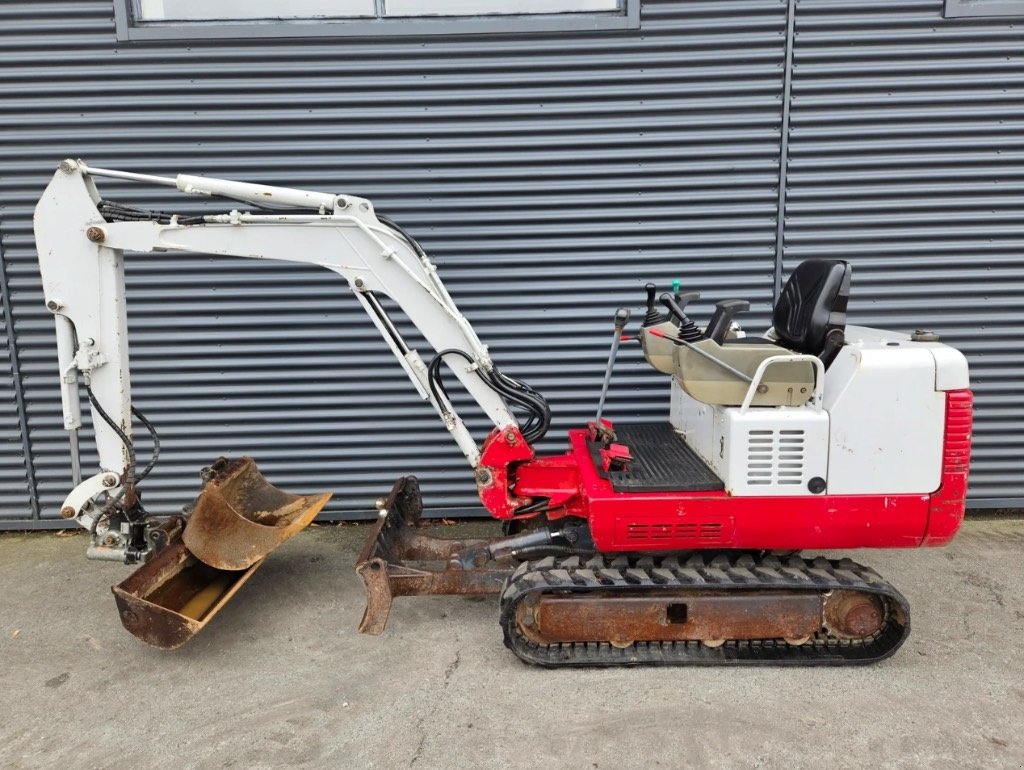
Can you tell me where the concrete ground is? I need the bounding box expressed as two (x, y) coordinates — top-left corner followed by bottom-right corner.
(1, 519), (1022, 770)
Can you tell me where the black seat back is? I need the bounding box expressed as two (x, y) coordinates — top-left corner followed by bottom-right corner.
(772, 259), (852, 366)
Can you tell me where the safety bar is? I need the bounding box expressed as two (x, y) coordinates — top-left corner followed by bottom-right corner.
(739, 354), (825, 413)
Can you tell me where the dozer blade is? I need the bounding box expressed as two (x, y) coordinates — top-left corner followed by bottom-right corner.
(183, 456), (332, 570)
(113, 456), (331, 649)
(356, 476), (511, 635)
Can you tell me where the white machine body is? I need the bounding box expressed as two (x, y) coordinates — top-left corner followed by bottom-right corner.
(670, 325), (970, 497)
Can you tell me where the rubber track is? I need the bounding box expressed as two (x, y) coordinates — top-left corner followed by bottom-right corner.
(499, 553), (910, 668)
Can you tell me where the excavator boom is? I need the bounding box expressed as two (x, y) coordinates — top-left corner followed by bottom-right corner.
(34, 159), (526, 563)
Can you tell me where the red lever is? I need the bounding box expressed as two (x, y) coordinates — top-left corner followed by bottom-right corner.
(600, 443), (632, 472)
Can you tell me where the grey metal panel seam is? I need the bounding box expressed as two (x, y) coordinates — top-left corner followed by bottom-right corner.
(0, 230), (39, 519)
(774, 0), (797, 301)
(944, 0), (1024, 18)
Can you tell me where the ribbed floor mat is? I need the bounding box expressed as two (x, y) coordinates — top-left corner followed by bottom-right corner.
(590, 422), (724, 492)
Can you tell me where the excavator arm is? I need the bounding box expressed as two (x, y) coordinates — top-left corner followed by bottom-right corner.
(34, 159), (534, 562)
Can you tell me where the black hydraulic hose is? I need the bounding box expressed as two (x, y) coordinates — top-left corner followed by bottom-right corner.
(377, 215), (553, 443)
(510, 544), (595, 559)
(510, 498), (551, 515)
(376, 213), (429, 259)
(85, 382), (136, 493)
(98, 195), (329, 226)
(427, 349), (463, 413)
(494, 369), (551, 434)
(428, 349), (551, 444)
(479, 364), (549, 437)
(429, 349), (540, 431)
(83, 386), (142, 521)
(83, 384), (161, 520)
(97, 200), (206, 226)
(485, 370), (548, 442)
(131, 405), (161, 483)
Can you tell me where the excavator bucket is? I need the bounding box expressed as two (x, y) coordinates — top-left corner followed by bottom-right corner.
(113, 540), (266, 650)
(112, 456), (331, 649)
(182, 456), (332, 570)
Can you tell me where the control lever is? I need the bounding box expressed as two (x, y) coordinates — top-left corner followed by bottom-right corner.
(659, 293), (703, 342)
(660, 291), (700, 319)
(641, 283), (664, 327)
(705, 299), (751, 344)
(595, 308), (630, 424)
(677, 290), (700, 310)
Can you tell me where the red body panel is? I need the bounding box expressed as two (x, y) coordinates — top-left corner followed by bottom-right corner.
(922, 389), (973, 546)
(565, 428), (928, 551)
(476, 390), (973, 552)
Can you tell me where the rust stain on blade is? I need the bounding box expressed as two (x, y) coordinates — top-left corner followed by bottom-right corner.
(355, 476), (511, 636)
(183, 456), (332, 570)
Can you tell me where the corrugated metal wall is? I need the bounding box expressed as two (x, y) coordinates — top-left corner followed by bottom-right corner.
(0, 259), (34, 520)
(1, 0), (788, 521)
(785, 0), (1024, 505)
(0, 0), (1020, 526)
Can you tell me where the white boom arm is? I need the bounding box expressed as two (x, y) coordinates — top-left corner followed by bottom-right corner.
(34, 160), (520, 553)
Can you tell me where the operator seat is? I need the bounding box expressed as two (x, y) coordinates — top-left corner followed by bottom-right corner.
(772, 259), (851, 367)
(647, 259), (852, 408)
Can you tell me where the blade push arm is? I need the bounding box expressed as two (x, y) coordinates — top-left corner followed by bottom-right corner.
(34, 160), (522, 553)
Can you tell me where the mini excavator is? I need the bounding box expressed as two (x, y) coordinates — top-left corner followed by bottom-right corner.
(34, 160), (972, 666)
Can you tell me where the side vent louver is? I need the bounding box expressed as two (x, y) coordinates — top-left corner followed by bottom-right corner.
(746, 429), (805, 486)
(615, 516), (735, 547)
(624, 521), (724, 544)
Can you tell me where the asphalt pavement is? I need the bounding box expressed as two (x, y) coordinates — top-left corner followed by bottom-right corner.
(1, 518), (1022, 769)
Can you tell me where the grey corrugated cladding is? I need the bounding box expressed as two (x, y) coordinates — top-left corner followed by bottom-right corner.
(0, 0), (1020, 526)
(0, 297), (33, 519)
(784, 0), (1024, 505)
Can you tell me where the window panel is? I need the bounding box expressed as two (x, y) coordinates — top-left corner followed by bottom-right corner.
(137, 0), (375, 20)
(120, 0), (639, 39)
(944, 0), (1024, 17)
(384, 0), (620, 17)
